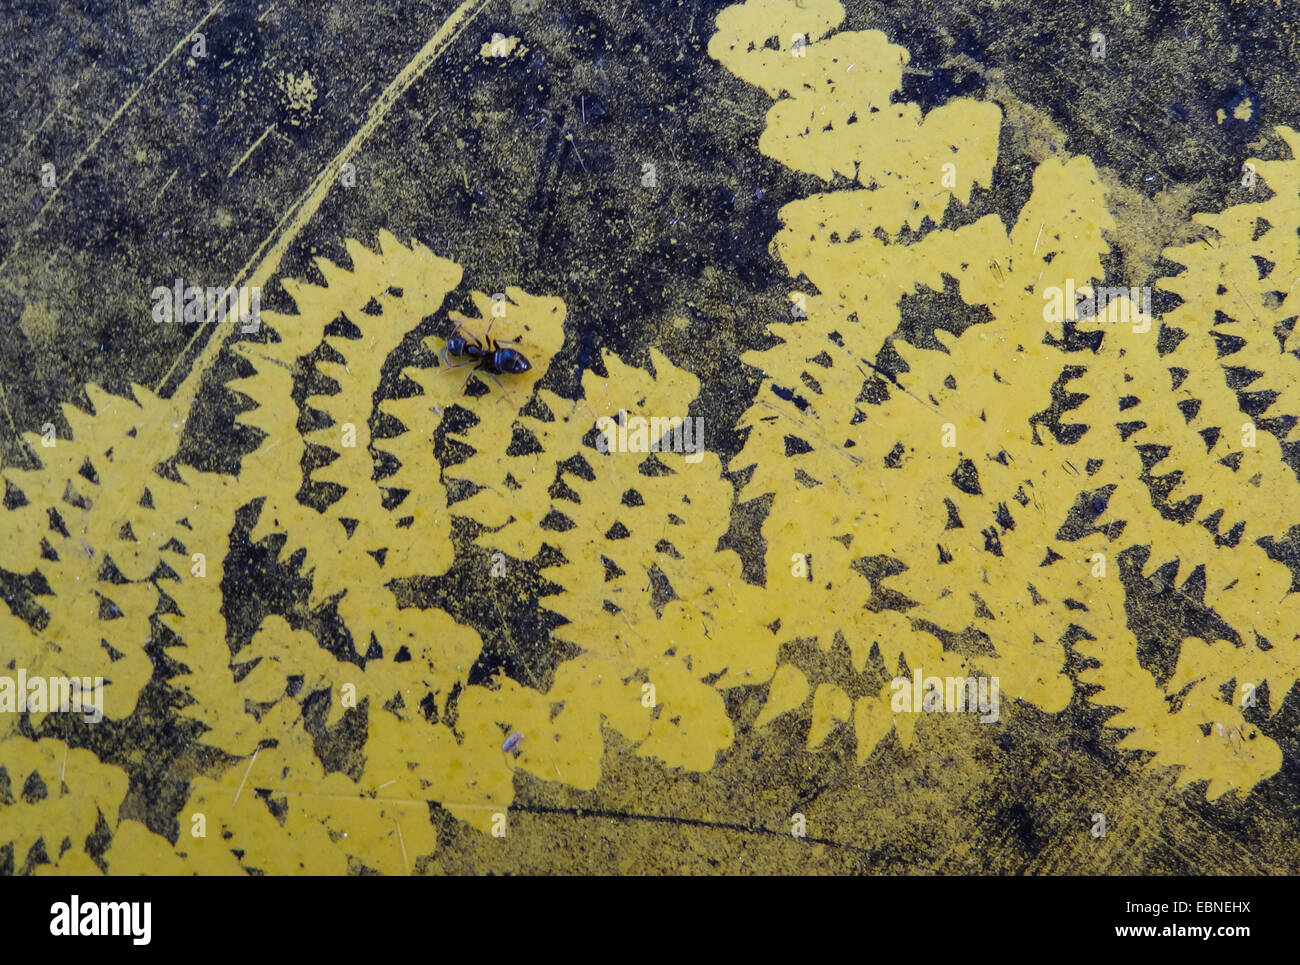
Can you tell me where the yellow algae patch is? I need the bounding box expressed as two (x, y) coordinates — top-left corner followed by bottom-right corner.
(0, 228), (589, 870)
(708, 0), (852, 98)
(0, 739), (127, 875)
(8, 0), (1300, 881)
(234, 232), (467, 637)
(714, 0), (1095, 763)
(854, 680), (910, 763)
(60, 219), (771, 870)
(102, 818), (245, 875)
(479, 33), (524, 59)
(712, 0), (1300, 797)
(1083, 635), (1283, 802)
(0, 382), (247, 742)
(636, 656), (735, 772)
(711, 0), (998, 232)
(1071, 127), (1300, 798)
(459, 346), (776, 774)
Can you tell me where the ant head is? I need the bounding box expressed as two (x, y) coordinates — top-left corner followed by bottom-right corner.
(497, 347), (532, 374)
(446, 332), (468, 355)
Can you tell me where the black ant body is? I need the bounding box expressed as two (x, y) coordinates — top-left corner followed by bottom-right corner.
(441, 319), (532, 398)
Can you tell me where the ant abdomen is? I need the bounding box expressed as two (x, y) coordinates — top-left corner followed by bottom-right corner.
(494, 347), (532, 374)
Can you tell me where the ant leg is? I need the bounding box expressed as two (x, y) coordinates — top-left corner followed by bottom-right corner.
(457, 367), (479, 396)
(488, 371), (519, 409)
(438, 351), (477, 373)
(482, 319), (523, 347)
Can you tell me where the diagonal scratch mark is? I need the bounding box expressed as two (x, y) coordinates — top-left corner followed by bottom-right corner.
(12, 96), (67, 164)
(228, 123), (277, 178)
(232, 746), (260, 807)
(393, 817), (409, 874)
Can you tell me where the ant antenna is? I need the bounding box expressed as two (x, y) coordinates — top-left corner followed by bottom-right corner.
(449, 320), (481, 347)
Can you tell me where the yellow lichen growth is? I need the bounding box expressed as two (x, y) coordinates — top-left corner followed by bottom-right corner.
(0, 384), (229, 735)
(714, 0), (1092, 762)
(457, 347), (773, 775)
(232, 232), (468, 642)
(7, 2), (1300, 877)
(712, 0), (1299, 798)
(110, 228), (760, 869)
(1068, 128), (1300, 798)
(0, 738), (126, 875)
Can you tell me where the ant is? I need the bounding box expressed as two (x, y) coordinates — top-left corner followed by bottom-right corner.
(441, 318), (532, 400)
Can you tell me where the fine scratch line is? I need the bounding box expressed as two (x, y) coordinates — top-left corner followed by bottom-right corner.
(228, 123), (277, 178)
(13, 99), (65, 163)
(394, 818), (409, 875)
(232, 746), (260, 807)
(154, 170), (179, 206)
